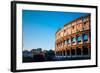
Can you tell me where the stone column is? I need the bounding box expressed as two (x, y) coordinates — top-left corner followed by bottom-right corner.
(58, 51), (59, 56)
(62, 51), (63, 56)
(60, 51), (61, 56)
(65, 50), (67, 56)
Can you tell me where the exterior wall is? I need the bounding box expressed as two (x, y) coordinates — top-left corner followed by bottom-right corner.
(71, 21), (77, 34)
(76, 18), (83, 32)
(67, 24), (72, 35)
(55, 15), (91, 58)
(63, 26), (68, 37)
(83, 16), (90, 30)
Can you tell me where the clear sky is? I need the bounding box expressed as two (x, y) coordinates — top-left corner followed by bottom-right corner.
(22, 10), (89, 51)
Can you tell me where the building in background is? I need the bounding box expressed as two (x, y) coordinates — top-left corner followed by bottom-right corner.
(31, 48), (42, 54)
(23, 48), (43, 57)
(23, 50), (33, 58)
(55, 14), (91, 59)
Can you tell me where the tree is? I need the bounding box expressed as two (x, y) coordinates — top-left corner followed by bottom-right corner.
(45, 50), (55, 61)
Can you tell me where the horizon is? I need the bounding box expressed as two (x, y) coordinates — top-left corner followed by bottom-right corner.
(23, 48), (55, 52)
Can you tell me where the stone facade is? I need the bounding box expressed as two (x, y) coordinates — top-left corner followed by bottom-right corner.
(55, 14), (91, 58)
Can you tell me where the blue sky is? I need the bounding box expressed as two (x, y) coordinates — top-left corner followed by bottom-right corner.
(22, 10), (89, 51)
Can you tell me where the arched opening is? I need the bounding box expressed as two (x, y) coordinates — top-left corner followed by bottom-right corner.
(83, 34), (88, 42)
(67, 50), (70, 56)
(63, 51), (65, 56)
(58, 52), (60, 56)
(77, 36), (82, 43)
(71, 49), (75, 55)
(60, 51), (62, 56)
(58, 51), (60, 56)
(83, 46), (88, 55)
(76, 47), (81, 55)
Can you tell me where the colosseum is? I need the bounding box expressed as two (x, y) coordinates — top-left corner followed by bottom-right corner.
(55, 14), (91, 59)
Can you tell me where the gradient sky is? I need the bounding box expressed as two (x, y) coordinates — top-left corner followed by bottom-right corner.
(22, 10), (89, 51)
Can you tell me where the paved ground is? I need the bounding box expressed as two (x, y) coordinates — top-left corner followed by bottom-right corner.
(53, 56), (91, 61)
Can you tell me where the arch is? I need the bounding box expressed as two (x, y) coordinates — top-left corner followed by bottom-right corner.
(60, 51), (62, 56)
(76, 47), (81, 55)
(71, 49), (75, 55)
(83, 34), (88, 42)
(58, 51), (60, 56)
(67, 50), (70, 56)
(83, 46), (88, 55)
(63, 50), (66, 56)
